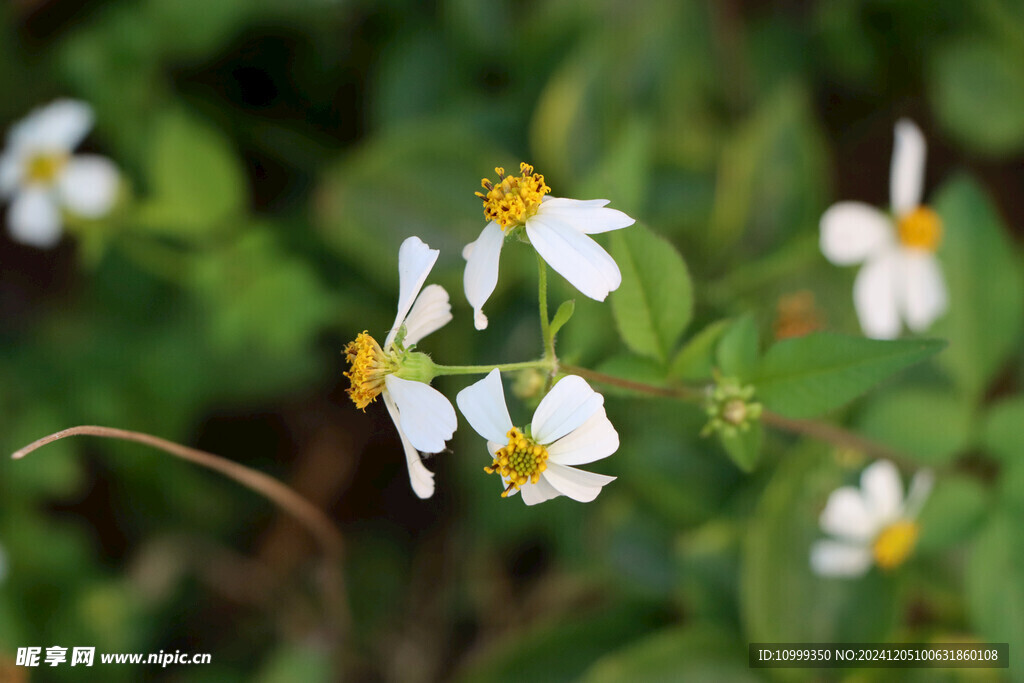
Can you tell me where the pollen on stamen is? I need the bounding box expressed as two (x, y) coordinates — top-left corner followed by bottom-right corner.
(872, 520), (919, 570)
(25, 153), (68, 185)
(897, 206), (942, 252)
(484, 426), (550, 498)
(343, 331), (391, 411)
(476, 162), (550, 231)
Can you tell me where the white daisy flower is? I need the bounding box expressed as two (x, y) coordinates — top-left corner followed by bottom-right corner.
(463, 163), (635, 329)
(820, 119), (948, 339)
(810, 460), (933, 578)
(0, 99), (120, 248)
(344, 236), (457, 499)
(456, 369), (618, 504)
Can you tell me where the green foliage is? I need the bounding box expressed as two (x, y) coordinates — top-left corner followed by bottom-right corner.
(856, 388), (973, 465)
(980, 397), (1024, 462)
(670, 319), (730, 381)
(719, 422), (762, 473)
(715, 314), (759, 381)
(753, 333), (946, 419)
(549, 300), (575, 340)
(610, 223), (693, 364)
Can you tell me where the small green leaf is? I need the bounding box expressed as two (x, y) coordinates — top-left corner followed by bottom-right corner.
(719, 422), (762, 473)
(856, 388), (973, 465)
(931, 175), (1024, 401)
(137, 110), (246, 236)
(715, 314), (759, 380)
(981, 397), (1024, 463)
(752, 333), (945, 419)
(610, 223), (693, 364)
(669, 319), (730, 380)
(549, 299), (576, 339)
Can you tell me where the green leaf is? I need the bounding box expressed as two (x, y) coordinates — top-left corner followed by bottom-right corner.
(931, 175), (1024, 400)
(594, 353), (669, 398)
(669, 319), (730, 380)
(549, 299), (576, 339)
(929, 39), (1024, 155)
(610, 223), (694, 364)
(981, 397), (1024, 462)
(715, 314), (759, 380)
(966, 512), (1024, 683)
(719, 422), (762, 473)
(916, 475), (989, 553)
(137, 110), (246, 236)
(856, 388), (973, 465)
(752, 333), (945, 419)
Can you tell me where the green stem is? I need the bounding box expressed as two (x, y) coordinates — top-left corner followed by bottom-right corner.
(537, 254), (555, 361)
(433, 360), (553, 377)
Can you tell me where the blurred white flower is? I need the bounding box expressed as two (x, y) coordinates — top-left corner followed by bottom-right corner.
(456, 369), (618, 504)
(464, 163), (635, 329)
(811, 460), (933, 578)
(820, 119), (947, 339)
(0, 99), (120, 248)
(344, 236), (456, 499)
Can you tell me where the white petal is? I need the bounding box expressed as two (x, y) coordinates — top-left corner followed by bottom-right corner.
(57, 154), (119, 218)
(819, 487), (877, 542)
(854, 250), (902, 340)
(383, 375), (456, 454)
(810, 540), (873, 578)
(860, 460), (904, 527)
(386, 237), (440, 348)
(904, 469), (934, 519)
(455, 369), (513, 444)
(546, 407), (619, 466)
(10, 99), (94, 152)
(531, 375), (604, 445)
(541, 462), (615, 503)
(0, 151), (22, 198)
(890, 118), (926, 217)
(7, 188), (62, 248)
(462, 222), (504, 330)
(520, 476), (562, 506)
(536, 196), (635, 234)
(382, 392), (435, 499)
(403, 284), (452, 346)
(899, 252), (947, 333)
(526, 214), (621, 301)
(819, 202), (893, 265)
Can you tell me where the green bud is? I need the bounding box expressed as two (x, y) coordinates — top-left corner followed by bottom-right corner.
(393, 351), (438, 384)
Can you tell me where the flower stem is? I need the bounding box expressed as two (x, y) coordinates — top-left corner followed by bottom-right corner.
(11, 425), (345, 559)
(561, 365), (914, 464)
(433, 359), (553, 376)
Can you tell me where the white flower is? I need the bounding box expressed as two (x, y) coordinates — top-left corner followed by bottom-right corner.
(810, 460), (933, 578)
(344, 236), (457, 499)
(464, 163), (635, 329)
(456, 369), (618, 504)
(820, 119), (948, 339)
(0, 99), (120, 248)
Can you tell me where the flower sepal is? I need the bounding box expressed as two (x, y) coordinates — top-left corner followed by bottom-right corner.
(392, 350), (439, 385)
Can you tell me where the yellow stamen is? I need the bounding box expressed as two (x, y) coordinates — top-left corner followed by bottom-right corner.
(484, 427), (550, 498)
(24, 153), (68, 185)
(872, 520), (919, 570)
(897, 206), (942, 252)
(475, 162), (550, 231)
(343, 332), (391, 410)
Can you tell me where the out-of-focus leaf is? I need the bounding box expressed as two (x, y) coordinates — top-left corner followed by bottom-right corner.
(136, 110), (247, 236)
(931, 176), (1024, 400)
(594, 353), (667, 398)
(610, 223), (693, 364)
(549, 300), (575, 339)
(715, 314), (759, 380)
(981, 397), (1024, 462)
(856, 388), (973, 465)
(966, 512), (1024, 683)
(582, 625), (756, 683)
(574, 116), (653, 217)
(916, 476), (989, 553)
(669, 319), (730, 381)
(929, 39), (1024, 155)
(753, 333), (945, 419)
(256, 643), (333, 683)
(719, 422), (762, 473)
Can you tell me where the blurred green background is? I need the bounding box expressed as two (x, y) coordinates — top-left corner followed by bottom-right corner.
(1, 0), (1023, 680)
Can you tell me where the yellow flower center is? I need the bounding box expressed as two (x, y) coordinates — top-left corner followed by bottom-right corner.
(343, 332), (392, 410)
(24, 153), (68, 185)
(872, 520), (919, 570)
(475, 162), (550, 231)
(897, 206), (942, 252)
(484, 427), (549, 498)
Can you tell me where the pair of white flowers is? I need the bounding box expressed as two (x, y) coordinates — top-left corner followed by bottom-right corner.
(348, 232), (624, 502)
(820, 119), (947, 339)
(1, 100), (120, 248)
